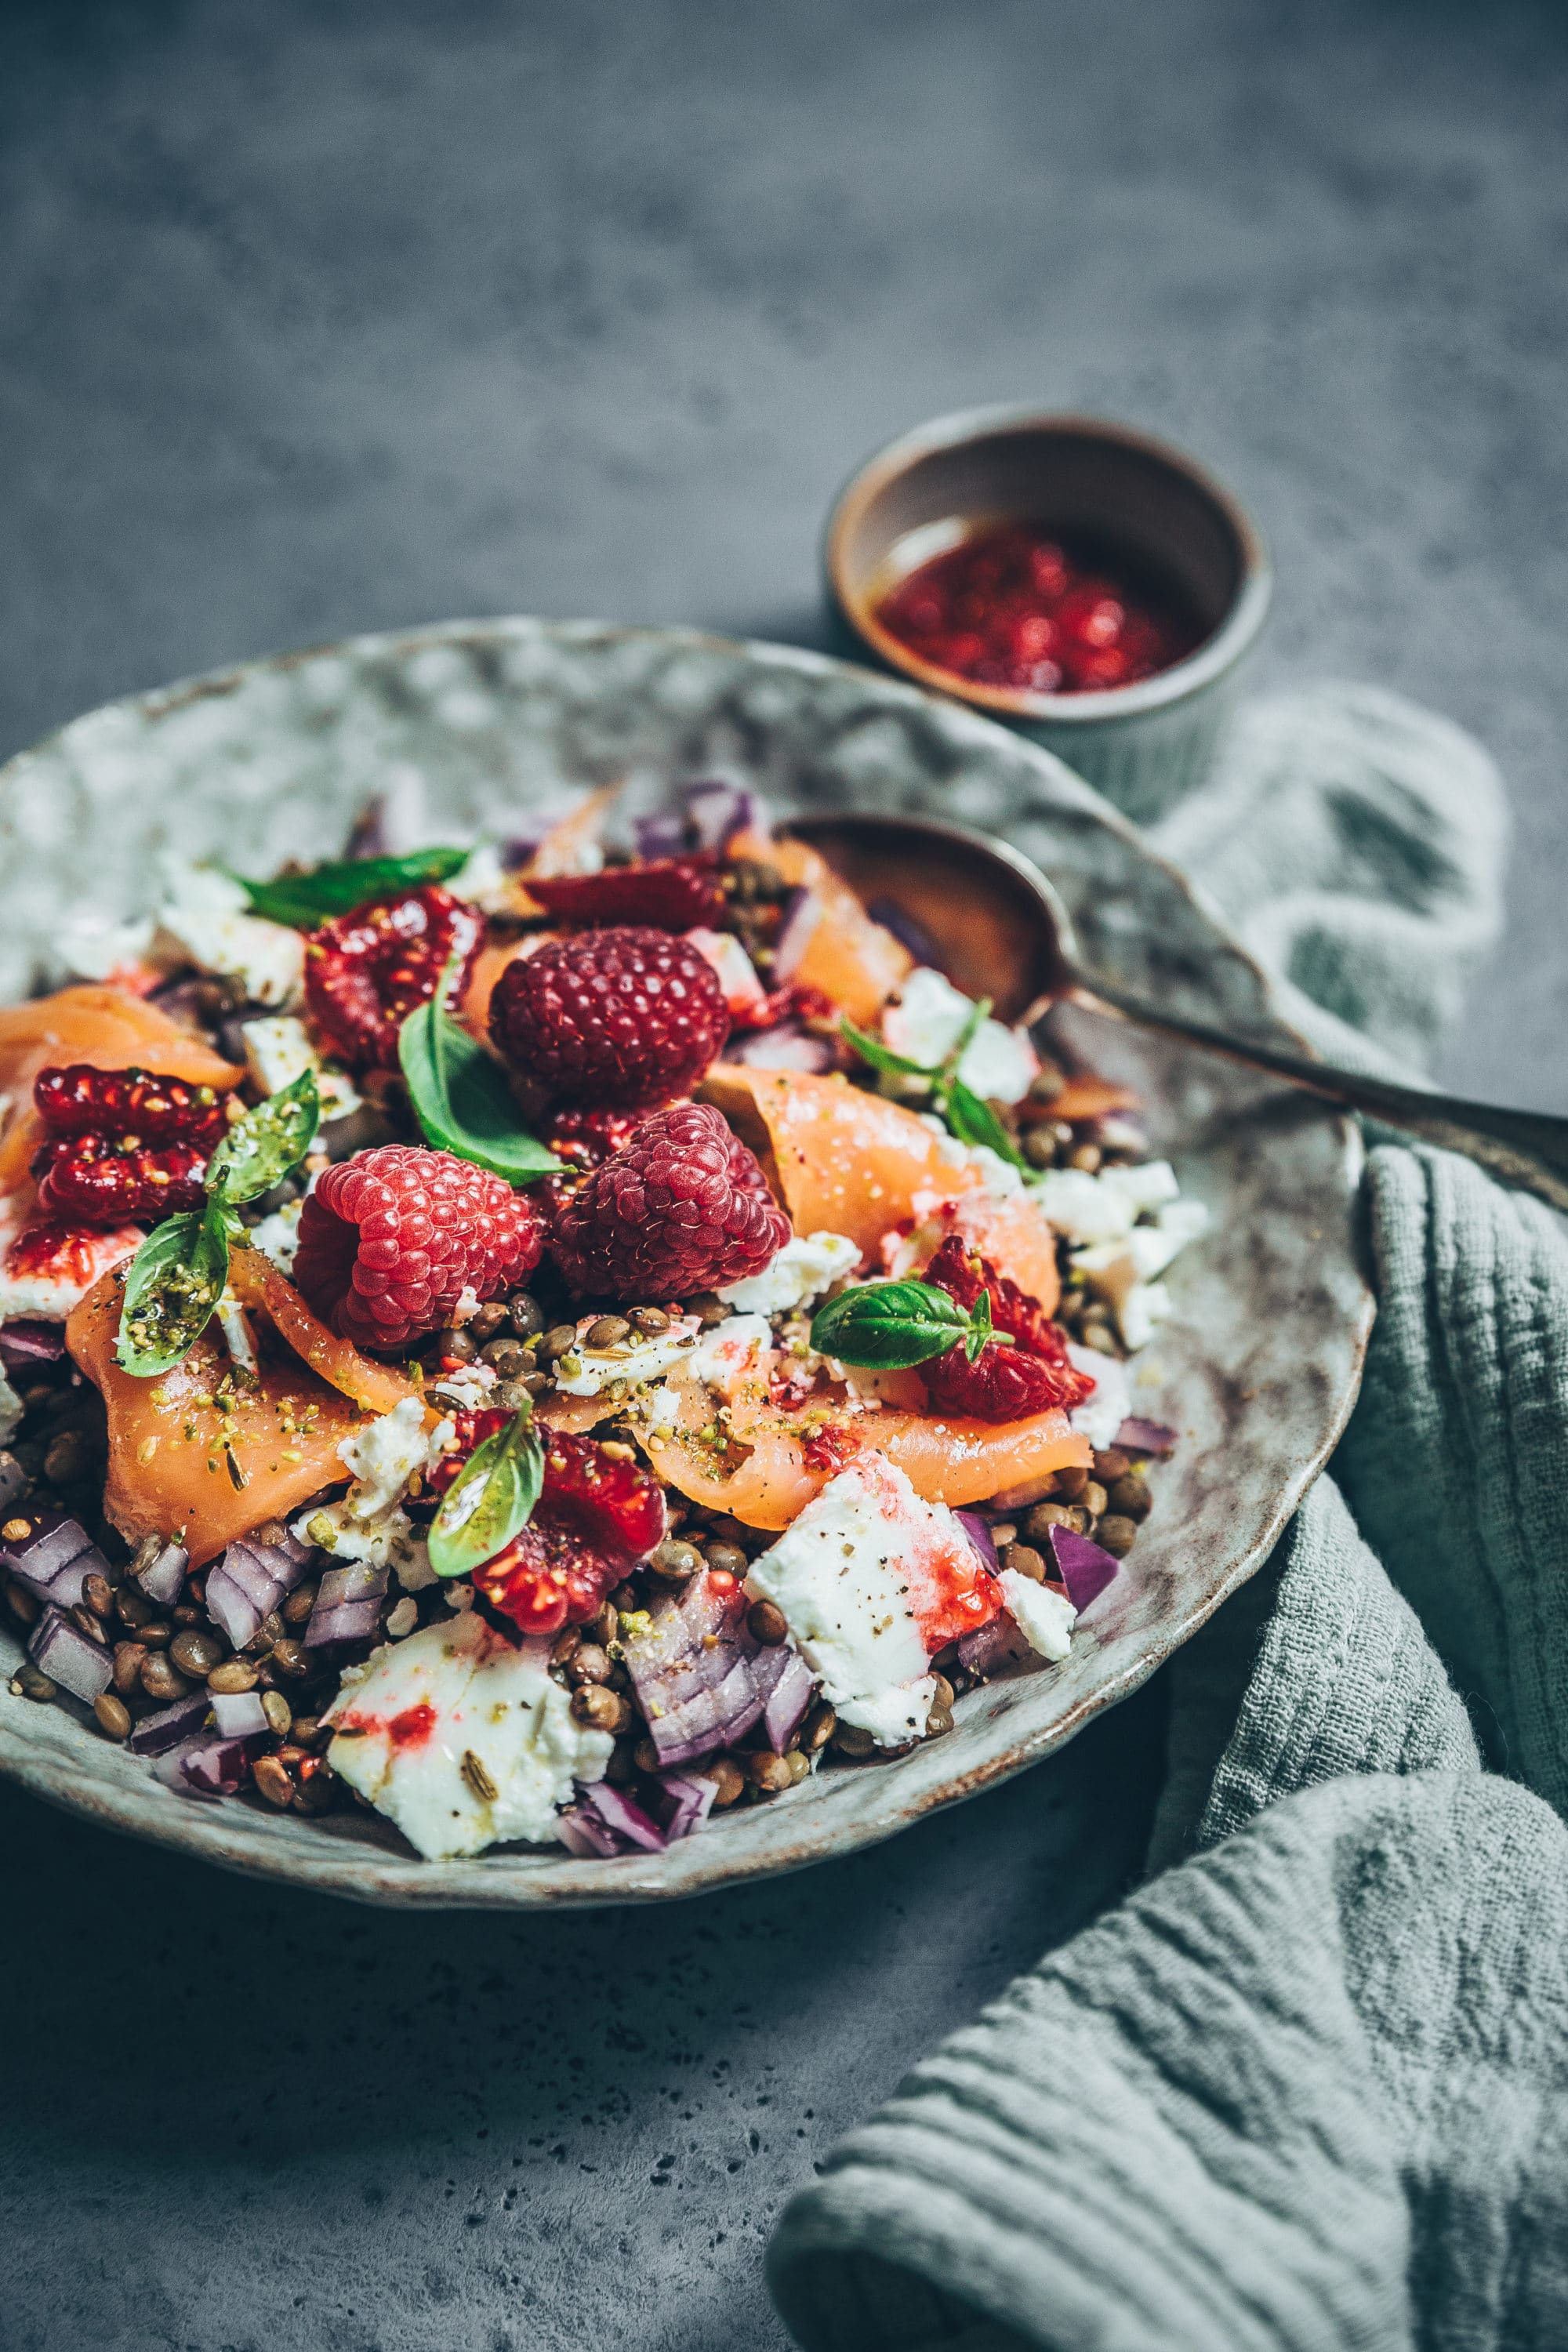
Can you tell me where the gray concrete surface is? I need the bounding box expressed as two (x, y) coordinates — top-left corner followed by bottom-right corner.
(0, 2), (1563, 2346)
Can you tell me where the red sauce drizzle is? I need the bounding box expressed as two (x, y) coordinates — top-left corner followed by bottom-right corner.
(387, 1702), (438, 1748)
(876, 523), (1203, 696)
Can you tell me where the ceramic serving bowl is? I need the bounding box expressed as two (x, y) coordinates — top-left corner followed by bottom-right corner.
(824, 407), (1272, 824)
(0, 619), (1367, 1909)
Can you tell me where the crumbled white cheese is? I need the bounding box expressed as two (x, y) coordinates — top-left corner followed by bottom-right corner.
(684, 926), (767, 1014)
(745, 1456), (946, 1747)
(687, 1313), (771, 1391)
(150, 865), (303, 1007)
(0, 1368), (21, 1446)
(921, 1120), (1025, 1202)
(552, 1316), (701, 1398)
(385, 1596), (419, 1639)
(427, 1360), (499, 1411)
(249, 1196), (303, 1276)
(643, 1385), (682, 1436)
(325, 1612), (612, 1858)
(882, 967), (1038, 1104)
(720, 1232), (860, 1317)
(1034, 1160), (1181, 1247)
(998, 1569), (1077, 1662)
(293, 1396), (449, 1570)
(58, 912), (155, 984)
(215, 1294), (258, 1376)
(1067, 1343), (1131, 1452)
(241, 1015), (361, 1120)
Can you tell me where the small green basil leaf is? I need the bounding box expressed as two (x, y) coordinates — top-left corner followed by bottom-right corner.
(115, 1200), (231, 1377)
(398, 990), (558, 1183)
(205, 1068), (319, 1206)
(941, 1077), (1028, 1169)
(838, 1017), (936, 1080)
(427, 1407), (546, 1578)
(808, 1278), (976, 1370)
(232, 848), (470, 929)
(963, 1283), (994, 1364)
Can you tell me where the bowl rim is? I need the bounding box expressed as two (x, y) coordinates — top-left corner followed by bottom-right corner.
(823, 403), (1273, 726)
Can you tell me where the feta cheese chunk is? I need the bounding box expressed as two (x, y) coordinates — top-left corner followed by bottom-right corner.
(325, 1612), (612, 1858)
(882, 967), (1038, 1104)
(240, 1015), (361, 1120)
(150, 865), (304, 1008)
(294, 1396), (449, 1570)
(687, 1313), (771, 1392)
(998, 1568), (1077, 1661)
(720, 1231), (860, 1317)
(684, 927), (767, 1015)
(744, 1455), (976, 1747)
(1067, 1343), (1131, 1452)
(249, 1196), (303, 1276)
(552, 1316), (701, 1398)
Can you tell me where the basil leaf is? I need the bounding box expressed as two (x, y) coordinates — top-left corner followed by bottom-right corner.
(115, 1200), (231, 1377)
(399, 992), (558, 1183)
(428, 1407), (546, 1579)
(233, 848), (470, 929)
(809, 1278), (977, 1370)
(963, 1283), (993, 1363)
(205, 1069), (319, 1206)
(839, 1017), (935, 1080)
(942, 1078), (1028, 1168)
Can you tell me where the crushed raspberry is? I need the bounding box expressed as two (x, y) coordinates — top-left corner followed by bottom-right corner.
(488, 927), (730, 1109)
(292, 1145), (546, 1352)
(526, 858), (724, 932)
(34, 1064), (227, 1147)
(550, 1101), (789, 1299)
(474, 1434), (666, 1636)
(921, 1339), (1083, 1424)
(304, 887), (481, 1069)
(540, 1104), (651, 1171)
(727, 981), (836, 1034)
(5, 1218), (136, 1283)
(800, 1422), (860, 1475)
(33, 1133), (209, 1225)
(918, 1234), (1094, 1424)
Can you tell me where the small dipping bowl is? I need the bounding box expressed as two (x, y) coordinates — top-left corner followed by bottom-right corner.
(825, 406), (1272, 825)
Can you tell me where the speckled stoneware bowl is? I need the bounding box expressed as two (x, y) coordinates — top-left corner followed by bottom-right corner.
(0, 620), (1369, 1910)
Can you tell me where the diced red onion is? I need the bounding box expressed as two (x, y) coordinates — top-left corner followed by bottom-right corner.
(633, 811), (690, 861)
(209, 1689), (268, 1739)
(205, 1533), (314, 1648)
(625, 1570), (768, 1766)
(683, 779), (759, 851)
(866, 896), (938, 967)
(757, 1646), (816, 1754)
(136, 1541), (189, 1607)
(0, 1320), (65, 1370)
(126, 1691), (211, 1756)
(643, 1658), (768, 1769)
(771, 887), (822, 981)
(644, 1771), (717, 1842)
(305, 1561), (388, 1649)
(1115, 1417), (1178, 1457)
(556, 1806), (622, 1859)
(729, 1024), (834, 1073)
(2, 1511), (94, 1602)
(955, 1511), (1000, 1574)
(575, 1780), (667, 1853)
(28, 1606), (113, 1703)
(1046, 1524), (1120, 1611)
(154, 1734), (254, 1801)
(956, 1613), (1033, 1678)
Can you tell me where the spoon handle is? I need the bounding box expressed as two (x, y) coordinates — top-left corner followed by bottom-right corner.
(1068, 978), (1568, 1216)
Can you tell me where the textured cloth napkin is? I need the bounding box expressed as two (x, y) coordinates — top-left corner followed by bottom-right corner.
(768, 684), (1568, 2352)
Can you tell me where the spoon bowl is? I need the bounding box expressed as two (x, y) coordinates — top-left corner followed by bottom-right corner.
(788, 809), (1568, 1213)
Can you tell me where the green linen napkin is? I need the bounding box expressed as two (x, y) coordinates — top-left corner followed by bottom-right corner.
(768, 684), (1568, 2351)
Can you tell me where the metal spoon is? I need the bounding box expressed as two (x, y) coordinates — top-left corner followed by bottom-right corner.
(786, 811), (1568, 1215)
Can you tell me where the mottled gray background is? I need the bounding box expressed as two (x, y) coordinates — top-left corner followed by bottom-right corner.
(1, 3), (1563, 2347)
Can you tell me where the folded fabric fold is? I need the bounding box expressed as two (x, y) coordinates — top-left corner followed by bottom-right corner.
(769, 687), (1568, 2350)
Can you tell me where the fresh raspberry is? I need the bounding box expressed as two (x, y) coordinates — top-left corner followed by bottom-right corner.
(473, 1433), (666, 1636)
(526, 857), (724, 931)
(488, 926), (730, 1108)
(292, 1145), (546, 1352)
(304, 887), (481, 1069)
(34, 1064), (227, 1147)
(918, 1235), (1094, 1424)
(540, 1103), (651, 1171)
(550, 1101), (789, 1300)
(33, 1133), (209, 1225)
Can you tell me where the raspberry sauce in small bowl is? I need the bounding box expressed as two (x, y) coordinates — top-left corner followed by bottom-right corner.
(825, 409), (1271, 825)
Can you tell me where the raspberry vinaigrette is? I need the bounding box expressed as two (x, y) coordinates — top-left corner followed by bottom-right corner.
(875, 522), (1205, 696)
